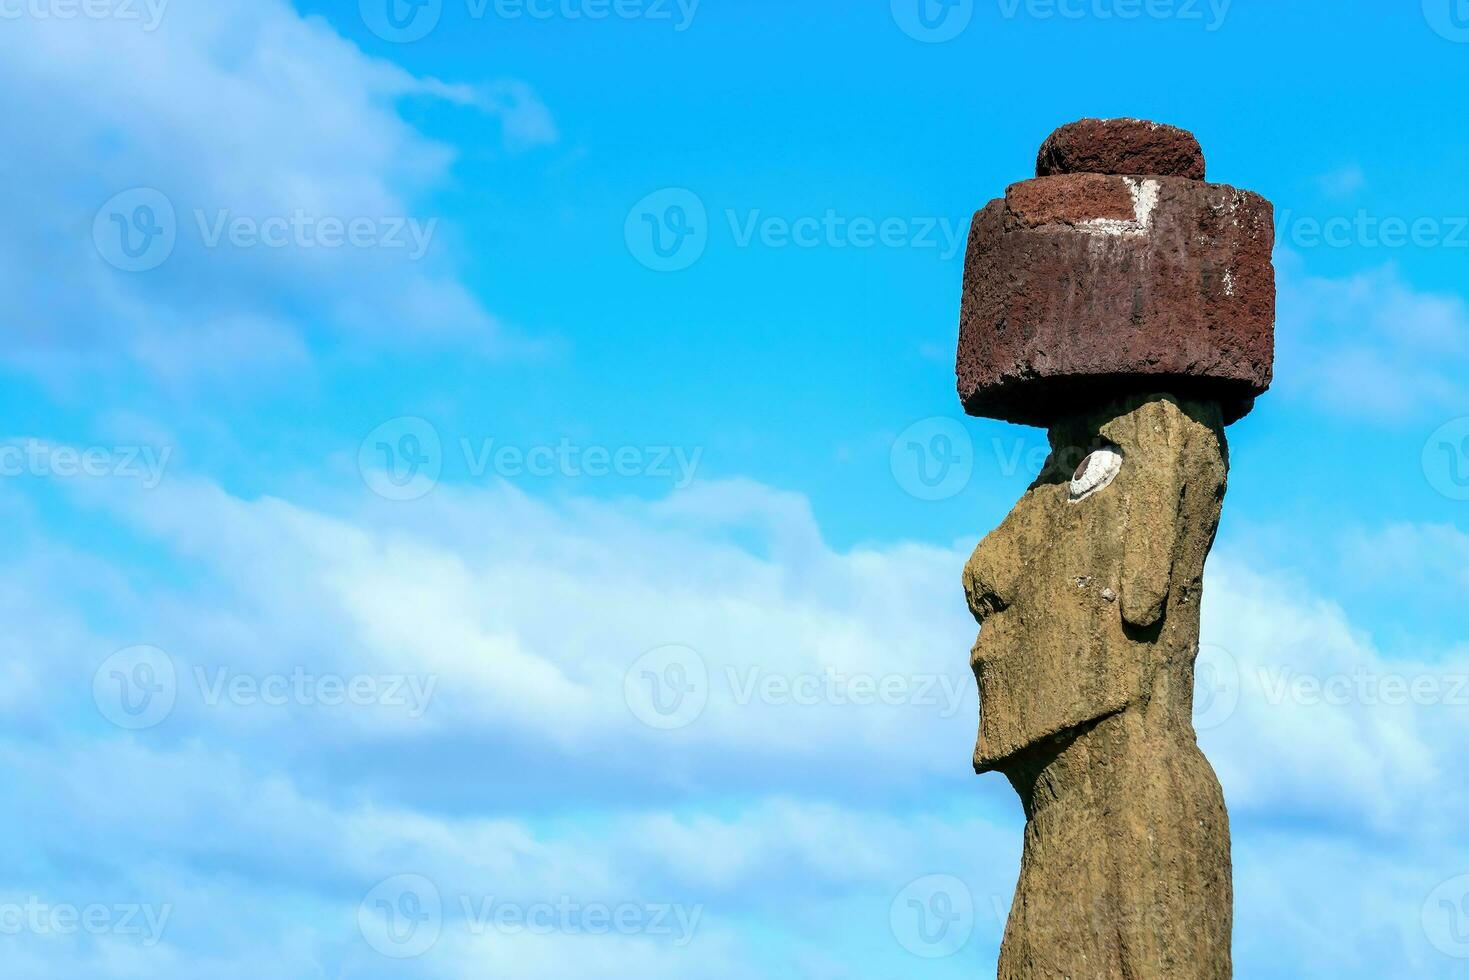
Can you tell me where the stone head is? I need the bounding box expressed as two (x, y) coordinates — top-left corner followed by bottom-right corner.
(963, 392), (1228, 772)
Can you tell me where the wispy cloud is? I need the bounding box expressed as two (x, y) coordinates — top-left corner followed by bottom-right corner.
(1275, 250), (1469, 421)
(0, 0), (556, 385)
(1316, 163), (1367, 198)
(3, 466), (1465, 976)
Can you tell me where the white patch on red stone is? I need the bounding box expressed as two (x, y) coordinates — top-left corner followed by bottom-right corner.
(1077, 178), (1161, 238)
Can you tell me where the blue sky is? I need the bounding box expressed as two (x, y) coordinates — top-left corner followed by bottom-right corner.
(1, 0), (1468, 976)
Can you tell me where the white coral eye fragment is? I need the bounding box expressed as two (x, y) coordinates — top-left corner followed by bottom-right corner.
(1068, 448), (1123, 502)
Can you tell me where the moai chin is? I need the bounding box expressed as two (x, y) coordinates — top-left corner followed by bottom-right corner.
(956, 118), (1275, 980)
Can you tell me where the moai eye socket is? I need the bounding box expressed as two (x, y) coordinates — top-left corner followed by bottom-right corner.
(1068, 448), (1123, 502)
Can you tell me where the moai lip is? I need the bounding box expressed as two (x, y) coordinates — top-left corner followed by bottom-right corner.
(956, 118), (1276, 426)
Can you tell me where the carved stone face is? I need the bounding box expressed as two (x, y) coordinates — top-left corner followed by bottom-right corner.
(963, 394), (1228, 772)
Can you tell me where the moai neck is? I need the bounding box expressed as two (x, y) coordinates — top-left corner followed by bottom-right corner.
(997, 707), (1233, 980)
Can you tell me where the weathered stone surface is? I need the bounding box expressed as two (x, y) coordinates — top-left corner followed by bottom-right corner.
(956, 172), (1275, 426)
(954, 119), (1258, 980)
(963, 394), (1232, 979)
(1005, 172), (1137, 227)
(1036, 117), (1206, 180)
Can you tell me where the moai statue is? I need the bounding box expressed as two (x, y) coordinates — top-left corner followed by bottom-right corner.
(956, 119), (1275, 979)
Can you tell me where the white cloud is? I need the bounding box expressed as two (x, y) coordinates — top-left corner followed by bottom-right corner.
(51, 474), (979, 769)
(4, 470), (1468, 976)
(478, 79), (561, 152)
(1316, 163), (1367, 197)
(27, 467), (1469, 833)
(1275, 251), (1469, 420)
(1200, 555), (1465, 840)
(1339, 522), (1469, 595)
(0, 0), (556, 382)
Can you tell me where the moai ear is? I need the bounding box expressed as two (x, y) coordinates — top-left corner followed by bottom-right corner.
(1119, 463), (1182, 628)
(1107, 400), (1185, 629)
